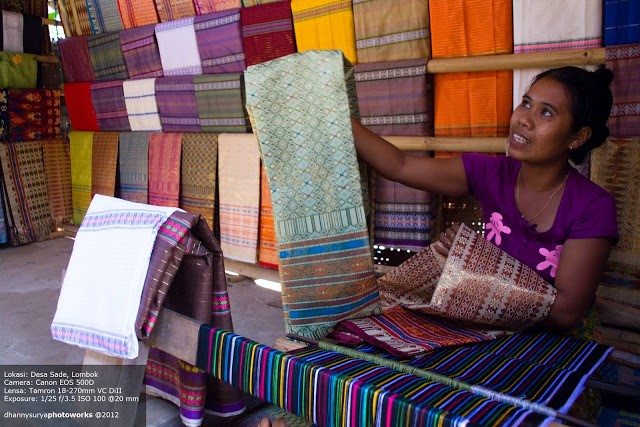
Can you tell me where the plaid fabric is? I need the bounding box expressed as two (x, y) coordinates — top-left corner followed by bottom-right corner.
(291, 0), (357, 63)
(154, 0), (197, 22)
(63, 82), (100, 131)
(90, 80), (131, 131)
(123, 78), (162, 131)
(58, 36), (95, 82)
(604, 0), (640, 46)
(156, 17), (203, 76)
(148, 132), (182, 207)
(117, 0), (159, 28)
(155, 76), (201, 132)
(194, 73), (248, 133)
(86, 0), (124, 33)
(87, 31), (129, 80)
(179, 133), (218, 231)
(118, 132), (150, 204)
(120, 23), (164, 79)
(0, 140), (52, 245)
(42, 139), (73, 229)
(8, 89), (61, 141)
(69, 131), (94, 224)
(353, 0), (430, 63)
(91, 132), (119, 197)
(0, 52), (37, 89)
(194, 0), (241, 14)
(194, 8), (246, 74)
(606, 44), (640, 138)
(240, 1), (295, 67)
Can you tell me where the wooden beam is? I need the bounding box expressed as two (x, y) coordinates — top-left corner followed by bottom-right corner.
(149, 309), (201, 365)
(36, 54), (59, 63)
(426, 48), (605, 73)
(385, 136), (505, 153)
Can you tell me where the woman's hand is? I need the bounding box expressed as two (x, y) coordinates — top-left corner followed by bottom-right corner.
(434, 223), (461, 256)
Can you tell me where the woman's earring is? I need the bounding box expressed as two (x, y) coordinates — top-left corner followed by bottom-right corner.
(569, 143), (574, 150)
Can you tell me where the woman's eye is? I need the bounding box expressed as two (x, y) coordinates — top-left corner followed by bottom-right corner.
(521, 99), (530, 108)
(541, 108), (552, 117)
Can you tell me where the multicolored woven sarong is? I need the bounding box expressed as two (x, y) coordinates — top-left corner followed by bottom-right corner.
(123, 78), (162, 131)
(148, 132), (182, 207)
(604, 0), (640, 46)
(91, 132), (119, 197)
(87, 32), (129, 80)
(156, 17), (203, 76)
(69, 131), (93, 224)
(52, 195), (178, 358)
(258, 164), (279, 269)
(179, 133), (218, 230)
(513, 0), (602, 108)
(118, 132), (150, 204)
(334, 305), (508, 357)
(217, 133), (260, 263)
(194, 0), (241, 14)
(591, 137), (640, 254)
(141, 211), (244, 425)
(58, 36), (95, 82)
(245, 50), (382, 339)
(117, 0), (159, 28)
(0, 89), (8, 141)
(353, 0), (430, 63)
(0, 140), (52, 245)
(291, 0), (357, 63)
(155, 76), (201, 132)
(86, 0), (123, 33)
(120, 24), (164, 79)
(240, 1), (295, 67)
(194, 8), (246, 74)
(605, 44), (640, 138)
(61, 0), (93, 36)
(430, 0), (512, 137)
(90, 80), (131, 131)
(194, 73), (248, 132)
(8, 88), (61, 141)
(64, 82), (100, 131)
(196, 326), (611, 426)
(354, 58), (432, 136)
(0, 52), (37, 89)
(154, 0), (197, 22)
(43, 139), (73, 229)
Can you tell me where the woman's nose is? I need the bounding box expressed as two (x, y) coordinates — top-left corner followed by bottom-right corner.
(516, 109), (532, 128)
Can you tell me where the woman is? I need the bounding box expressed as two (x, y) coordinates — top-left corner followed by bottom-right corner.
(351, 66), (618, 331)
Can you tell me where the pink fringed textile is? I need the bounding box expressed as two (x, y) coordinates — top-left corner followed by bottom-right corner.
(148, 132), (182, 207)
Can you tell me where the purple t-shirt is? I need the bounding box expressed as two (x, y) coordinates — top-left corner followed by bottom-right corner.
(461, 153), (618, 284)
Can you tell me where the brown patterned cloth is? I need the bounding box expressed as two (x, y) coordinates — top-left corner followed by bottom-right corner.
(8, 89), (61, 142)
(179, 133), (217, 231)
(0, 140), (52, 245)
(90, 132), (119, 197)
(140, 211), (245, 422)
(42, 139), (73, 229)
(382, 223), (556, 330)
(154, 0), (197, 22)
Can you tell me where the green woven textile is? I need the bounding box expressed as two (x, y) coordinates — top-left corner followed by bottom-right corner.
(0, 52), (37, 88)
(245, 50), (381, 339)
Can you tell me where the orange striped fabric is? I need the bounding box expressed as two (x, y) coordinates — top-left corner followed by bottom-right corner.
(258, 164), (279, 270)
(430, 0), (513, 137)
(117, 0), (159, 28)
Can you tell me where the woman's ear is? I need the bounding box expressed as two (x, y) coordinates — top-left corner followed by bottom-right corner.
(571, 127), (592, 150)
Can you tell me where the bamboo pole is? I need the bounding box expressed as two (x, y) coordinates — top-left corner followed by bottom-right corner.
(426, 48), (605, 73)
(384, 135), (506, 153)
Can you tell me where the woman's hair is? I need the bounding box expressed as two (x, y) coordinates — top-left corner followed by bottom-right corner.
(531, 66), (614, 164)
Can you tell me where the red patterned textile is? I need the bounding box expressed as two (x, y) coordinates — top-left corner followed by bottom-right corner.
(8, 89), (61, 141)
(58, 36), (95, 82)
(240, 0), (295, 66)
(148, 132), (182, 207)
(63, 83), (100, 131)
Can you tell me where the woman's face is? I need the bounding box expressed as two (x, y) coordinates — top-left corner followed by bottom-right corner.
(508, 77), (577, 165)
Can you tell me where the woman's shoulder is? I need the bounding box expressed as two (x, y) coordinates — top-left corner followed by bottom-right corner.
(568, 168), (615, 204)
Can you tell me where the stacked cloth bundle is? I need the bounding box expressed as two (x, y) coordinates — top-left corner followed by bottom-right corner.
(51, 195), (244, 426)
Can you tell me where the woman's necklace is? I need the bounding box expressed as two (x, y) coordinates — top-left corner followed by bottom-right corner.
(516, 171), (569, 223)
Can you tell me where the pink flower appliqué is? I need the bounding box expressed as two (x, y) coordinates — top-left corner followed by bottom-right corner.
(485, 212), (511, 246)
(536, 245), (563, 278)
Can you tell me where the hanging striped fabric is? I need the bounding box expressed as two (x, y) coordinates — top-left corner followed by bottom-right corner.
(155, 76), (201, 132)
(87, 32), (129, 80)
(90, 80), (131, 131)
(194, 73), (248, 132)
(194, 8), (246, 74)
(120, 23), (164, 79)
(240, 1), (295, 67)
(69, 131), (94, 224)
(118, 132), (151, 204)
(148, 132), (182, 207)
(91, 132), (119, 197)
